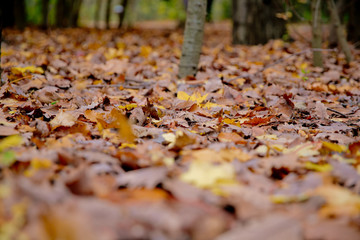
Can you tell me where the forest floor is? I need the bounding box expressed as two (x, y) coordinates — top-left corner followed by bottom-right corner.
(1, 23), (360, 240)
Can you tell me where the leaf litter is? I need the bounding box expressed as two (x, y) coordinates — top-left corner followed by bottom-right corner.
(1, 24), (360, 239)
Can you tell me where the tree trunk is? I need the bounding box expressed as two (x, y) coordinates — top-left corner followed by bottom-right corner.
(94, 0), (102, 28)
(179, 0), (207, 78)
(347, 0), (360, 46)
(70, 0), (83, 27)
(14, 0), (26, 30)
(105, 0), (113, 29)
(232, 0), (247, 44)
(56, 0), (66, 27)
(232, 0), (286, 45)
(328, 0), (346, 47)
(2, 1), (15, 28)
(326, 0), (352, 63)
(41, 0), (50, 29)
(311, 0), (323, 67)
(118, 0), (129, 28)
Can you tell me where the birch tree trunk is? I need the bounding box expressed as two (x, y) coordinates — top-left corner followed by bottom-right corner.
(179, 0), (207, 78)
(311, 0), (323, 67)
(326, 0), (352, 63)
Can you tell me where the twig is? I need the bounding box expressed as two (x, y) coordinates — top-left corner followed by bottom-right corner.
(87, 83), (151, 89)
(327, 107), (348, 118)
(86, 78), (154, 89)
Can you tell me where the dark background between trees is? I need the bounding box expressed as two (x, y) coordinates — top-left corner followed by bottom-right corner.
(1, 0), (359, 45)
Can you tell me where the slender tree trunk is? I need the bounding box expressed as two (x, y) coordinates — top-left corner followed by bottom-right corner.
(179, 0), (207, 78)
(95, 0), (102, 28)
(105, 0), (113, 29)
(326, 0), (352, 63)
(232, 0), (247, 44)
(14, 0), (26, 30)
(311, 0), (323, 67)
(118, 0), (129, 28)
(41, 0), (50, 29)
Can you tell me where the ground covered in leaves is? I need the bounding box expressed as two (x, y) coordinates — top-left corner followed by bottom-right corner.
(1, 23), (360, 239)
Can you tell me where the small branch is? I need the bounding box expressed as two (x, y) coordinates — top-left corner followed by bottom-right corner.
(327, 107), (348, 118)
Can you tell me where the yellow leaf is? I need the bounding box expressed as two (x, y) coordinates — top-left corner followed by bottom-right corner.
(256, 134), (278, 140)
(140, 45), (152, 58)
(24, 158), (52, 177)
(119, 143), (137, 149)
(313, 185), (360, 217)
(322, 141), (346, 153)
(177, 91), (190, 101)
(11, 66), (44, 75)
(305, 162), (333, 172)
(0, 135), (23, 152)
(283, 143), (319, 157)
(118, 103), (138, 111)
(180, 160), (237, 189)
(270, 194), (308, 204)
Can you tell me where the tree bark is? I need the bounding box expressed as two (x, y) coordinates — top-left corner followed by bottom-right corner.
(179, 0), (207, 78)
(311, 0), (323, 67)
(232, 0), (247, 44)
(326, 0), (352, 63)
(232, 0), (286, 45)
(105, 0), (113, 29)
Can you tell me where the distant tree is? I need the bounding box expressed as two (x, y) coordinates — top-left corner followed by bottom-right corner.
(311, 0), (323, 67)
(70, 0), (83, 27)
(105, 0), (113, 29)
(41, 0), (50, 28)
(347, 0), (360, 46)
(326, 0), (352, 63)
(179, 0), (207, 78)
(14, 0), (26, 30)
(95, 0), (102, 28)
(232, 0), (286, 45)
(55, 0), (82, 28)
(117, 0), (129, 28)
